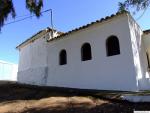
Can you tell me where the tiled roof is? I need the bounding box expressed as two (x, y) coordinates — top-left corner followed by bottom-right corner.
(144, 29), (150, 34)
(16, 11), (129, 49)
(48, 11), (129, 42)
(16, 29), (46, 49)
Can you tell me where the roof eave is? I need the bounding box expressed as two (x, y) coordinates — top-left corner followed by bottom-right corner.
(144, 29), (150, 35)
(47, 11), (129, 42)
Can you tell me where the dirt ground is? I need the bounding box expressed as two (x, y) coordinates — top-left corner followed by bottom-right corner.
(0, 81), (150, 113)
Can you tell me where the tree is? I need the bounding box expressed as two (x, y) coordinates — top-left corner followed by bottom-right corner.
(0, 0), (149, 31)
(119, 0), (150, 12)
(0, 0), (43, 30)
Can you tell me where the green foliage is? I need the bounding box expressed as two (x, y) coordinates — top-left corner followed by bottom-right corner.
(0, 0), (43, 31)
(0, 0), (15, 30)
(118, 2), (127, 12)
(26, 0), (43, 17)
(0, 0), (149, 31)
(119, 0), (150, 12)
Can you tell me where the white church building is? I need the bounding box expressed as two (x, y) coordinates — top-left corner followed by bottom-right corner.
(16, 11), (150, 91)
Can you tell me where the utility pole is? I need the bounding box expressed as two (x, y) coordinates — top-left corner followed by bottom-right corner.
(50, 9), (54, 38)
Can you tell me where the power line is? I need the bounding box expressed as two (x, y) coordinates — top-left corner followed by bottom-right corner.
(4, 9), (52, 26)
(4, 15), (34, 26)
(136, 8), (147, 21)
(9, 13), (34, 20)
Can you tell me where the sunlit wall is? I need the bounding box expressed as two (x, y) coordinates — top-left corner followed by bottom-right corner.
(0, 60), (18, 81)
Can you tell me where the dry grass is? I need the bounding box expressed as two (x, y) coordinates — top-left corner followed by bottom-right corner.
(0, 81), (150, 113)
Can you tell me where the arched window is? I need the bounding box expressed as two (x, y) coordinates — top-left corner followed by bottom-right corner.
(106, 36), (120, 56)
(81, 43), (92, 61)
(59, 49), (67, 65)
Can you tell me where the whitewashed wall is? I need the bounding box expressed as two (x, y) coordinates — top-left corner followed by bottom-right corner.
(18, 13), (150, 91)
(46, 14), (138, 91)
(143, 33), (150, 50)
(143, 33), (150, 58)
(0, 60), (18, 81)
(128, 15), (150, 90)
(141, 33), (150, 89)
(121, 15), (150, 90)
(17, 36), (48, 85)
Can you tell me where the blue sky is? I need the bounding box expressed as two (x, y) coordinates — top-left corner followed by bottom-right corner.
(0, 0), (150, 64)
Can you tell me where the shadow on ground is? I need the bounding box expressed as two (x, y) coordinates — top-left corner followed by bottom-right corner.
(0, 81), (126, 102)
(0, 81), (150, 113)
(20, 102), (150, 113)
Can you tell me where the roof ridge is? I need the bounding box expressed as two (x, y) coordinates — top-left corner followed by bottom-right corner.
(48, 11), (129, 42)
(16, 27), (64, 49)
(16, 11), (129, 48)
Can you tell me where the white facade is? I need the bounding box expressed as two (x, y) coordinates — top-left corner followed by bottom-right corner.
(17, 12), (150, 91)
(0, 60), (18, 81)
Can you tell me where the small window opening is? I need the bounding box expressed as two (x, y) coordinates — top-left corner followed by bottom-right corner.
(81, 43), (92, 61)
(106, 36), (120, 56)
(59, 49), (67, 65)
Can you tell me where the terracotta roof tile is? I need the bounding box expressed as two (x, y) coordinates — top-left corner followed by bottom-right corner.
(48, 11), (129, 42)
(17, 11), (129, 49)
